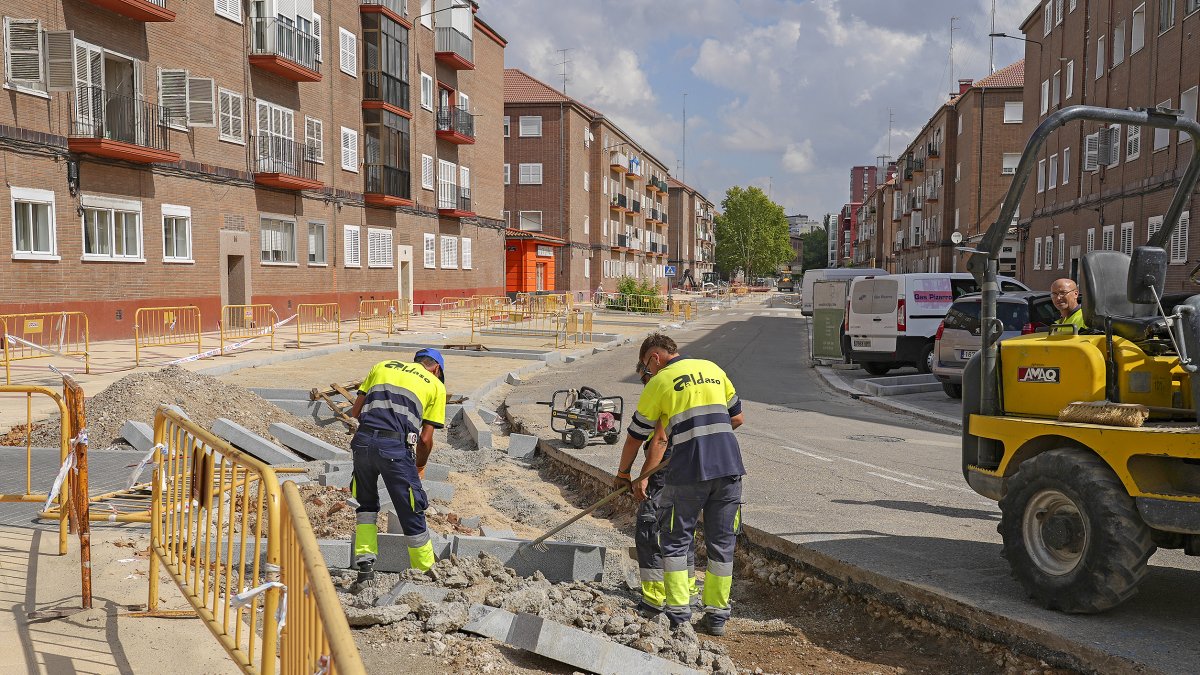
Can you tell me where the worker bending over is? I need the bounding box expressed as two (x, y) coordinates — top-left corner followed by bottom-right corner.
(632, 419), (698, 616)
(348, 348), (447, 585)
(618, 333), (745, 635)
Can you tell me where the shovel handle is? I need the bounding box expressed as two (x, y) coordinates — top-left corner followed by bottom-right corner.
(525, 459), (669, 550)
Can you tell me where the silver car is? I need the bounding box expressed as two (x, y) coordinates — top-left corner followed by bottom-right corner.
(932, 292), (1057, 398)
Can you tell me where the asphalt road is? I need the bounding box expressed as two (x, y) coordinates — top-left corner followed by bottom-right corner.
(506, 300), (1200, 674)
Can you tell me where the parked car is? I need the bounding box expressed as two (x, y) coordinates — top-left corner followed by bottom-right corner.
(800, 267), (886, 315)
(844, 273), (1031, 375)
(932, 292), (1058, 398)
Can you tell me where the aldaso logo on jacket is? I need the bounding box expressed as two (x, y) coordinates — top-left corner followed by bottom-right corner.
(672, 370), (725, 392)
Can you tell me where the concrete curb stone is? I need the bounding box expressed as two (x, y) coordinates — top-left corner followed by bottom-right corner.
(211, 418), (305, 465)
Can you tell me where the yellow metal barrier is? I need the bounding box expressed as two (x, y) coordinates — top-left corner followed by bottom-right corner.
(438, 297), (473, 327)
(1, 311), (91, 384)
(0, 384), (70, 555)
(279, 481), (367, 675)
(349, 299), (400, 342)
(296, 303), (341, 349)
(220, 305), (279, 356)
(135, 305), (202, 366)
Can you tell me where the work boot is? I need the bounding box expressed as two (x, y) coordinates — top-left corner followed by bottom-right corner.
(698, 613), (726, 637)
(636, 599), (664, 618)
(350, 559), (376, 593)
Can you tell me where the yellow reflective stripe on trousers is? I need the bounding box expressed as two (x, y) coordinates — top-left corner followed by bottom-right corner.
(641, 581), (666, 607)
(408, 540), (436, 572)
(409, 487), (416, 512)
(354, 523), (378, 557)
(702, 561), (734, 610)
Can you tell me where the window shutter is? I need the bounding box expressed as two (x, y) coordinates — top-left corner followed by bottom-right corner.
(312, 13), (322, 62)
(1086, 228), (1095, 253)
(1083, 132), (1099, 171)
(423, 233), (436, 268)
(339, 28), (357, 75)
(459, 165), (469, 193)
(462, 237), (472, 269)
(421, 154), (434, 190)
(187, 76), (215, 127)
(44, 30), (74, 91)
(214, 0), (240, 21)
(1126, 125), (1141, 159)
(219, 90), (233, 138)
(1172, 212), (1190, 263)
(306, 117), (323, 161)
(341, 127), (358, 171)
(158, 68), (188, 128)
(5, 19), (43, 87)
(344, 225), (360, 267)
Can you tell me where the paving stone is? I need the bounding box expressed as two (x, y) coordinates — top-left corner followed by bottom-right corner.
(445, 404), (464, 426)
(507, 434), (539, 460)
(318, 538), (352, 569)
(505, 372), (522, 385)
(374, 581), (451, 607)
(372, 531), (452, 572)
(423, 479), (454, 502)
(509, 612), (704, 674)
(451, 535), (605, 583)
(460, 515), (481, 529)
(248, 387), (312, 400)
(480, 526), (516, 539)
(463, 410), (493, 450)
(119, 421), (154, 453)
(478, 408), (499, 424)
(212, 418), (304, 465)
(461, 603), (517, 641)
(268, 422), (351, 461)
(318, 470), (354, 488)
(324, 460), (354, 473)
(278, 475), (311, 486)
(163, 404), (191, 420)
(423, 462), (452, 482)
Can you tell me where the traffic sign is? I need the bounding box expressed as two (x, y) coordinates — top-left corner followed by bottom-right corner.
(950, 231), (963, 244)
(664, 265), (677, 277)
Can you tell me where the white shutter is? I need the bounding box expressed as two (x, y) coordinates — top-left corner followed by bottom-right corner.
(1171, 212), (1190, 264)
(459, 165), (470, 194)
(421, 154), (434, 190)
(214, 0), (240, 22)
(187, 76), (215, 127)
(312, 13), (322, 62)
(306, 117), (323, 161)
(440, 235), (458, 269)
(340, 127), (358, 172)
(44, 30), (74, 91)
(5, 19), (43, 87)
(461, 237), (472, 269)
(158, 68), (188, 129)
(1033, 237), (1042, 269)
(1083, 132), (1100, 171)
(219, 90), (233, 138)
(344, 225), (360, 267)
(1126, 125), (1141, 160)
(423, 233), (436, 268)
(339, 28), (357, 76)
(1086, 228), (1095, 253)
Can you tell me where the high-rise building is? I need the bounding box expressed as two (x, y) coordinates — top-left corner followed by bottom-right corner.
(850, 165), (879, 204)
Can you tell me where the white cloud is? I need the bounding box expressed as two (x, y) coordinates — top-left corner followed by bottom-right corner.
(782, 140), (816, 173)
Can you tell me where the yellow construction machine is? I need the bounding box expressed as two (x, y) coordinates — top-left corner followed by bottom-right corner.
(962, 105), (1200, 613)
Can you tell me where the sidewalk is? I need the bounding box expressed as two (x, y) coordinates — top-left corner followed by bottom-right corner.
(813, 364), (961, 429)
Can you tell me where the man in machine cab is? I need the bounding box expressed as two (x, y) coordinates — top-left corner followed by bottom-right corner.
(1051, 277), (1087, 331)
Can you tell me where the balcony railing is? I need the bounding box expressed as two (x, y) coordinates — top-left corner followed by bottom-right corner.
(69, 85), (175, 161)
(364, 70), (409, 111)
(435, 27), (474, 68)
(650, 242), (660, 253)
(611, 193), (627, 209)
(250, 17), (320, 80)
(631, 199), (641, 213)
(254, 134), (320, 181)
(365, 164), (410, 201)
(360, 0), (407, 17)
(617, 234), (629, 248)
(911, 158), (925, 173)
(82, 0), (174, 21)
(927, 142), (941, 158)
(610, 151), (628, 169)
(436, 105), (475, 141)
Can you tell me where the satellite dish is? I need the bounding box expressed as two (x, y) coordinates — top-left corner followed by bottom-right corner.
(950, 232), (963, 244)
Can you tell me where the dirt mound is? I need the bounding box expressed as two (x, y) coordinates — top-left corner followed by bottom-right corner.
(30, 365), (350, 451)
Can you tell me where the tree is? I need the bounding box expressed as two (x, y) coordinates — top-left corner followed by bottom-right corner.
(714, 186), (794, 281)
(801, 228), (828, 271)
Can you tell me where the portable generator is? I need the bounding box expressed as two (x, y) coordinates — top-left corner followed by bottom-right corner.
(546, 386), (624, 449)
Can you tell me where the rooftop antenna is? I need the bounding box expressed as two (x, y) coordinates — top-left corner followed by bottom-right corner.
(989, 0), (997, 73)
(681, 93), (688, 182)
(887, 108), (894, 157)
(555, 48), (572, 93)
(950, 17), (960, 93)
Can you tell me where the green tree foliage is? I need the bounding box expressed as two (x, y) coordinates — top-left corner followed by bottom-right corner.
(714, 186), (794, 280)
(800, 228), (828, 271)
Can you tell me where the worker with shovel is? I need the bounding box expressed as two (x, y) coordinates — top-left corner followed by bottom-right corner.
(347, 348), (447, 587)
(619, 333), (745, 635)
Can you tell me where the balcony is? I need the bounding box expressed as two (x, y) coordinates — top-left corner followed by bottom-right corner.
(927, 142), (941, 158)
(613, 234), (630, 250)
(911, 158), (925, 174)
(609, 193), (627, 212)
(646, 208), (661, 223)
(436, 106), (475, 144)
(364, 165), (412, 207)
(631, 199), (641, 213)
(609, 151), (628, 171)
(253, 135), (322, 190)
(68, 86), (179, 164)
(250, 17), (321, 82)
(910, 196), (924, 211)
(82, 0), (174, 21)
(438, 187), (474, 218)
(626, 161), (642, 179)
(363, 70), (410, 115)
(360, 0), (410, 24)
(926, 186), (940, 202)
(435, 27), (474, 70)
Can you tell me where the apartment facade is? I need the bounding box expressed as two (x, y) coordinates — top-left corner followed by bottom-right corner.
(850, 165), (879, 204)
(1019, 0), (1200, 290)
(0, 0), (505, 340)
(503, 68), (672, 295)
(667, 178), (715, 285)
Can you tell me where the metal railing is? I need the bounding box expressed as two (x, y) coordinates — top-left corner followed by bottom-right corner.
(364, 165), (411, 200)
(250, 17), (319, 74)
(609, 151), (628, 168)
(435, 26), (473, 64)
(0, 384), (70, 555)
(457, 189), (472, 213)
(219, 305), (279, 356)
(254, 135), (320, 181)
(616, 234), (629, 248)
(70, 85), (173, 151)
(363, 70), (409, 111)
(134, 306), (202, 366)
(610, 194), (627, 209)
(593, 292), (667, 314)
(296, 304), (340, 348)
(436, 106), (474, 139)
(631, 200), (641, 213)
(349, 298), (401, 341)
(1, 312), (90, 384)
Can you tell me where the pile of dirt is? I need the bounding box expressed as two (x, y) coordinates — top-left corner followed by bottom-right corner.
(298, 483), (482, 540)
(29, 365), (350, 450)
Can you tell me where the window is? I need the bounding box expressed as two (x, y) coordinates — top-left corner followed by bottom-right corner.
(214, 0), (239, 22)
(1058, 233), (1066, 269)
(1084, 132), (1100, 171)
(1096, 35), (1106, 78)
(1040, 79), (1050, 115)
(583, 216), (590, 235)
(462, 237), (472, 270)
(1003, 101), (1023, 123)
(1181, 87), (1198, 143)
(956, 162), (961, 182)
(1062, 147), (1071, 184)
(11, 187), (55, 259)
(503, 115), (510, 137)
(1033, 237), (1042, 269)
(519, 211), (543, 231)
(158, 69), (217, 129)
(423, 232), (435, 268)
(420, 73), (433, 110)
(308, 222), (326, 265)
(958, 113), (964, 135)
(503, 163), (510, 185)
(341, 127), (358, 172)
(339, 28), (357, 76)
(1173, 212), (1191, 263)
(1120, 222), (1134, 255)
(421, 154), (434, 190)
(1044, 236), (1054, 269)
(83, 197), (142, 261)
(1051, 70), (1061, 108)
(343, 224), (361, 267)
(162, 204), (191, 262)
(1048, 154), (1058, 188)
(1087, 228), (1095, 253)
(367, 227), (393, 268)
(305, 117), (323, 163)
(1037, 159), (1046, 192)
(218, 89), (245, 143)
(1191, 0), (1200, 14)
(1044, 2), (1053, 35)
(584, 260), (590, 279)
(1107, 124), (1122, 168)
(1160, 0), (1176, 32)
(1071, 0), (1078, 10)
(440, 235), (458, 269)
(519, 116), (542, 137)
(518, 163), (543, 184)
(584, 171), (589, 191)
(260, 217), (296, 264)
(420, 0), (432, 27)
(1155, 99), (1172, 150)
(1102, 224), (1115, 250)
(1133, 4), (1147, 53)
(1064, 60), (1074, 99)
(1113, 21), (1126, 66)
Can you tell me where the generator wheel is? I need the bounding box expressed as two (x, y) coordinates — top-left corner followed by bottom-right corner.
(569, 429), (588, 449)
(603, 431), (620, 445)
(999, 449), (1154, 613)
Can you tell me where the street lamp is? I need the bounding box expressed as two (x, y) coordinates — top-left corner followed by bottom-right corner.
(988, 32), (1042, 49)
(413, 0), (470, 21)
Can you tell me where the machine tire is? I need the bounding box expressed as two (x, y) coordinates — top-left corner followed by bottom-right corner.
(603, 431), (620, 445)
(942, 382), (962, 399)
(863, 362), (891, 376)
(569, 429), (588, 449)
(917, 343), (935, 374)
(998, 449), (1155, 614)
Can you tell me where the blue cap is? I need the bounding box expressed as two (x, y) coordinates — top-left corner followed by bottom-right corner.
(414, 348), (446, 382)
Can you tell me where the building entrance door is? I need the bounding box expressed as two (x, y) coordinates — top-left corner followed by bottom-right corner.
(227, 255), (247, 306)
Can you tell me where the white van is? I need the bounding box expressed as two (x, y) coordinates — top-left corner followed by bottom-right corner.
(800, 268), (886, 315)
(845, 273), (1030, 375)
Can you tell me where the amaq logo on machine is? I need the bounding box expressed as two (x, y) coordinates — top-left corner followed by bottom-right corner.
(1018, 366), (1061, 383)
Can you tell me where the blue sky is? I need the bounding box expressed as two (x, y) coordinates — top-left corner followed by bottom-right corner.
(486, 0), (1031, 218)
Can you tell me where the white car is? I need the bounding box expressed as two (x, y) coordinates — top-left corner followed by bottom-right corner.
(799, 267), (886, 315)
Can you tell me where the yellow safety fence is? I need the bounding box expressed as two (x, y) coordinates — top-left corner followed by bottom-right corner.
(220, 305), (280, 356)
(597, 293), (667, 314)
(296, 304), (341, 349)
(145, 408), (365, 675)
(0, 384), (71, 556)
(439, 297), (474, 327)
(349, 299), (406, 342)
(515, 293), (573, 314)
(1, 311), (91, 384)
(553, 310), (595, 347)
(135, 305), (203, 366)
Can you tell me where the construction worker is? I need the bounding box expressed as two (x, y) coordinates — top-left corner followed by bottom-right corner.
(618, 333), (745, 635)
(348, 348), (447, 586)
(1051, 278), (1087, 330)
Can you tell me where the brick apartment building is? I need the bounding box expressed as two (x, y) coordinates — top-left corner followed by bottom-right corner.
(1018, 0), (1200, 290)
(0, 0), (506, 340)
(667, 177), (716, 286)
(849, 164), (879, 203)
(502, 69), (675, 295)
(854, 177), (894, 269)
(890, 61), (1025, 274)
